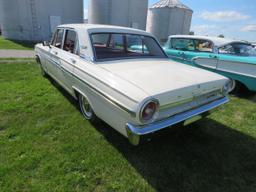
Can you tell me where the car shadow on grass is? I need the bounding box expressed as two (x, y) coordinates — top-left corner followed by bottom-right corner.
(47, 77), (80, 111)
(49, 77), (256, 192)
(231, 85), (256, 103)
(236, 90), (256, 103)
(94, 119), (256, 192)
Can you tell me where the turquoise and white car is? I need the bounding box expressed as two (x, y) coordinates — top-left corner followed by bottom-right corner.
(164, 35), (256, 92)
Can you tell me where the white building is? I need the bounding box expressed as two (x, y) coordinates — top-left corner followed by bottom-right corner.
(0, 0), (83, 41)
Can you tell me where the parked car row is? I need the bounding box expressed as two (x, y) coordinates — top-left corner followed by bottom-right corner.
(35, 24), (241, 145)
(163, 35), (256, 93)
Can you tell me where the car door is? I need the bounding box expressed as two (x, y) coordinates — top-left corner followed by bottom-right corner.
(189, 39), (218, 70)
(164, 38), (187, 63)
(60, 29), (80, 91)
(47, 28), (65, 82)
(217, 43), (256, 77)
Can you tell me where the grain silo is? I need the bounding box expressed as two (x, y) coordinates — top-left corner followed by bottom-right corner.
(0, 0), (83, 41)
(88, 0), (148, 30)
(147, 0), (193, 43)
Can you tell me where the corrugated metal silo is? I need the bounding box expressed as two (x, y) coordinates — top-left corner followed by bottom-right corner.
(0, 0), (83, 41)
(88, 0), (148, 30)
(147, 0), (193, 43)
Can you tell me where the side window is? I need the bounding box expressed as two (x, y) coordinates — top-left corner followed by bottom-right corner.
(194, 39), (213, 52)
(171, 38), (195, 51)
(52, 29), (64, 48)
(219, 44), (235, 55)
(63, 30), (77, 54)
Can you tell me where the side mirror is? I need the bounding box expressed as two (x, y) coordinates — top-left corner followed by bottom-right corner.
(43, 41), (50, 47)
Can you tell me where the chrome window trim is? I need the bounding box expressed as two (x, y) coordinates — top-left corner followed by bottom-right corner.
(170, 37), (214, 53)
(52, 28), (65, 50)
(63, 28), (80, 55)
(89, 32), (168, 62)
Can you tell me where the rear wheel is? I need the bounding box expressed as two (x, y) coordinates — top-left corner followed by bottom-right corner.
(36, 56), (47, 77)
(78, 93), (98, 123)
(40, 64), (47, 77)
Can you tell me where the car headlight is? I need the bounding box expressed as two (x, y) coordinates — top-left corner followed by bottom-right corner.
(223, 80), (233, 94)
(140, 99), (159, 123)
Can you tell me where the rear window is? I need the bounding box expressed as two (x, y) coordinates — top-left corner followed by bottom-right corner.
(91, 33), (166, 61)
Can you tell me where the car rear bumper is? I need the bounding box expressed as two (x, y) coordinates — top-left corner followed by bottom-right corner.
(126, 96), (229, 145)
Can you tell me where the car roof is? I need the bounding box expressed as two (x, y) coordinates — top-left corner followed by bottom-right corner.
(58, 24), (153, 37)
(169, 35), (246, 47)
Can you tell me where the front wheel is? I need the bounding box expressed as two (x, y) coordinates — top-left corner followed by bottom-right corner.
(229, 80), (241, 94)
(78, 94), (98, 123)
(36, 56), (47, 77)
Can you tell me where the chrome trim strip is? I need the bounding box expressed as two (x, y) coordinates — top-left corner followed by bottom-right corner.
(193, 57), (256, 78)
(217, 59), (256, 66)
(126, 96), (229, 145)
(160, 97), (193, 110)
(60, 58), (139, 103)
(37, 47), (139, 103)
(60, 65), (137, 117)
(213, 68), (256, 79)
(159, 89), (223, 110)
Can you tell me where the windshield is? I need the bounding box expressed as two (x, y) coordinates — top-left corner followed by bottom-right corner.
(219, 43), (256, 57)
(91, 33), (167, 61)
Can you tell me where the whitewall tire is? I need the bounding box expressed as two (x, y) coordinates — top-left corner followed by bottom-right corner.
(78, 94), (98, 123)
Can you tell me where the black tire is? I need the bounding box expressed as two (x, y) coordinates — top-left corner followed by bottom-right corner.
(78, 93), (98, 123)
(40, 64), (48, 77)
(229, 80), (241, 94)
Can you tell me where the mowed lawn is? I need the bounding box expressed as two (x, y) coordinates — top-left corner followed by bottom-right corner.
(1, 62), (256, 192)
(0, 36), (35, 50)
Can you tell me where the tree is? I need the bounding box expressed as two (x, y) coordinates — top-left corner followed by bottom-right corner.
(218, 34), (225, 38)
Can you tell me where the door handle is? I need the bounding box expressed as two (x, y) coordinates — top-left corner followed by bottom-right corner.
(53, 51), (58, 55)
(209, 55), (218, 59)
(70, 58), (76, 64)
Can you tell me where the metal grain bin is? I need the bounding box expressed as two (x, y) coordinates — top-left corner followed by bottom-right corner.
(147, 0), (193, 43)
(88, 0), (148, 30)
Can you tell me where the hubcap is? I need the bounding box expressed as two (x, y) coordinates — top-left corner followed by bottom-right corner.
(229, 79), (236, 93)
(80, 95), (93, 119)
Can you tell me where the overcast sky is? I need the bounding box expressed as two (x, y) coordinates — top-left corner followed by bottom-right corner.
(83, 0), (256, 42)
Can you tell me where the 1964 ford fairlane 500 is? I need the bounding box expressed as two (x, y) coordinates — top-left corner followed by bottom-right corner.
(35, 24), (230, 145)
(164, 35), (256, 93)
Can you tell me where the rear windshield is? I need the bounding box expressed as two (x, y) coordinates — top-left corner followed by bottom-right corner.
(91, 33), (167, 61)
(219, 43), (256, 57)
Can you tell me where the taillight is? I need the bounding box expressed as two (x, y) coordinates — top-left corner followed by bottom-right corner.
(140, 100), (159, 122)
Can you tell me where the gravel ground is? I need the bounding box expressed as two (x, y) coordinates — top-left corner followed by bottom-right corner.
(0, 50), (35, 58)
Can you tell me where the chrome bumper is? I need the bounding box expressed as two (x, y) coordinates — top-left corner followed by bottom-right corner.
(126, 96), (229, 145)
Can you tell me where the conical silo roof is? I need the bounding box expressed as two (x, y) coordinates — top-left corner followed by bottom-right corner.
(150, 0), (192, 11)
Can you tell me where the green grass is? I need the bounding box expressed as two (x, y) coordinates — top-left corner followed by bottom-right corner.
(0, 36), (36, 50)
(1, 62), (256, 192)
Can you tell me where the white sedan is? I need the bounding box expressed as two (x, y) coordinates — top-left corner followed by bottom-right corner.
(35, 24), (230, 145)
